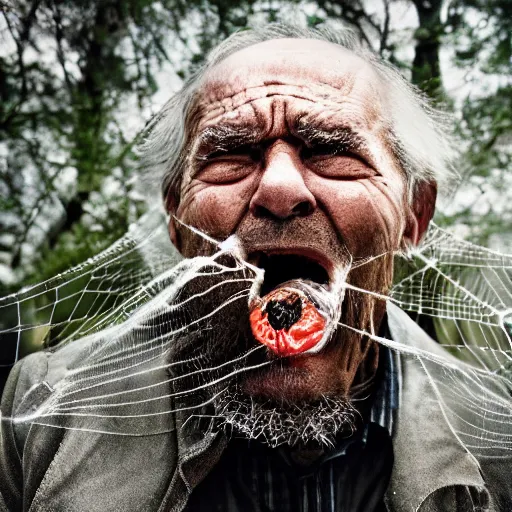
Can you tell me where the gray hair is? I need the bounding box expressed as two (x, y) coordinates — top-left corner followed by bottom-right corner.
(138, 23), (458, 207)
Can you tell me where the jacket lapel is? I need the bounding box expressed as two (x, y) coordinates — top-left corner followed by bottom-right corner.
(386, 303), (486, 511)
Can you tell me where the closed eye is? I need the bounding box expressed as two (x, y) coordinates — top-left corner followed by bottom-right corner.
(301, 143), (364, 163)
(301, 144), (369, 166)
(205, 143), (262, 162)
(301, 143), (378, 179)
(195, 143), (261, 184)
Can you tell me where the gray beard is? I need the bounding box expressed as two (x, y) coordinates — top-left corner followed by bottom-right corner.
(213, 385), (359, 449)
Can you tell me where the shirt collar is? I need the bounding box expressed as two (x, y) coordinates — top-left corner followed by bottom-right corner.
(369, 342), (401, 437)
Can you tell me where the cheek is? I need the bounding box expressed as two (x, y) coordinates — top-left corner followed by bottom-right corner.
(177, 179), (255, 238)
(309, 178), (406, 258)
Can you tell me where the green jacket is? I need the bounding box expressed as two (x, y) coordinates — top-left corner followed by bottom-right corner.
(1, 303), (511, 511)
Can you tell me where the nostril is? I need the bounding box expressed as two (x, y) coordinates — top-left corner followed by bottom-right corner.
(251, 204), (273, 218)
(251, 202), (314, 219)
(292, 201), (314, 217)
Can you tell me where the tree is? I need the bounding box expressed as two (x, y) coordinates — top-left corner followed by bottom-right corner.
(0, 0), (510, 374)
(439, 0), (512, 246)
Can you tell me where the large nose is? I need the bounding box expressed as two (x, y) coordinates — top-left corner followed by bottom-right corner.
(249, 142), (316, 219)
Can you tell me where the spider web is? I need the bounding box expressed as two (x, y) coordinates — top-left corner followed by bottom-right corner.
(391, 226), (512, 371)
(0, 210), (511, 458)
(0, 211), (179, 364)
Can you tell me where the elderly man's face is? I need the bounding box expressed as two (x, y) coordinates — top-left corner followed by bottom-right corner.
(170, 39), (431, 404)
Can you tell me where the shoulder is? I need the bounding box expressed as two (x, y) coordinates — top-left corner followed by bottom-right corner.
(2, 331), (102, 427)
(0, 334), (113, 481)
(0, 351), (54, 510)
(2, 351), (52, 447)
(386, 302), (512, 512)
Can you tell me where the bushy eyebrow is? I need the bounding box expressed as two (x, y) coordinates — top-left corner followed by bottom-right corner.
(192, 120), (371, 161)
(294, 123), (369, 154)
(193, 124), (260, 159)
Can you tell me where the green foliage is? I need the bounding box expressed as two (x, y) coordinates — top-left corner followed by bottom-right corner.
(443, 0), (512, 243)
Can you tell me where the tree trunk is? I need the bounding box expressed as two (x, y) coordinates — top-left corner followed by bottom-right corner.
(411, 0), (444, 98)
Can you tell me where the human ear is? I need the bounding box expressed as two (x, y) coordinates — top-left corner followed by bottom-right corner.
(403, 180), (437, 246)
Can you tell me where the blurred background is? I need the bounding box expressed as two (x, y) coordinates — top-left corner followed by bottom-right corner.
(0, 0), (511, 382)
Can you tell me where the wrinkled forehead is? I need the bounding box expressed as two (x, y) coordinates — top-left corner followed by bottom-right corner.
(198, 38), (383, 115)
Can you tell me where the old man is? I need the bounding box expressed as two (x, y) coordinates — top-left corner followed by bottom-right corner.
(1, 24), (511, 512)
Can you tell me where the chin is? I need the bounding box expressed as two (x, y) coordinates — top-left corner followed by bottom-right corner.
(216, 374), (359, 448)
(242, 366), (318, 403)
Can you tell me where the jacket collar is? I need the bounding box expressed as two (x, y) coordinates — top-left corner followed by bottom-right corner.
(385, 302), (487, 511)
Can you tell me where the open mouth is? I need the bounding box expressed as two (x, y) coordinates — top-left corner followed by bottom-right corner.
(249, 252), (331, 297)
(247, 251), (338, 356)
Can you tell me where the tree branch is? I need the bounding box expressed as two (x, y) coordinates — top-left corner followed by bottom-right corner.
(51, 0), (73, 92)
(0, 0), (42, 128)
(380, 0), (390, 56)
